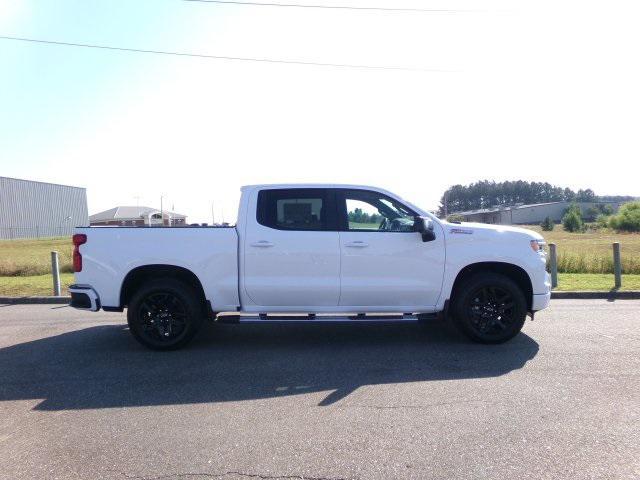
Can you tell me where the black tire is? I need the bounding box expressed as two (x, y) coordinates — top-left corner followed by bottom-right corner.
(127, 278), (205, 350)
(451, 272), (527, 344)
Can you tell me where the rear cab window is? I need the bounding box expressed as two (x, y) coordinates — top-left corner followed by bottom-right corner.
(257, 189), (337, 231)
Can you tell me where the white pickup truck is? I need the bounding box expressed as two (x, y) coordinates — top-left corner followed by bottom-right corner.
(70, 184), (551, 350)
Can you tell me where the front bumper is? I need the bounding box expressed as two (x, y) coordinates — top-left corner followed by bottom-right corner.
(531, 271), (551, 311)
(532, 291), (551, 311)
(69, 284), (101, 311)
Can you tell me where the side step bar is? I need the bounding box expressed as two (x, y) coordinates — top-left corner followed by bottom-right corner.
(216, 312), (440, 324)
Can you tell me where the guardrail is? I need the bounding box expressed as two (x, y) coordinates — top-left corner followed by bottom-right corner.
(548, 242), (623, 289)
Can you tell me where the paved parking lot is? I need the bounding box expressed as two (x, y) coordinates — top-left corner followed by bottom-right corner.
(0, 300), (638, 479)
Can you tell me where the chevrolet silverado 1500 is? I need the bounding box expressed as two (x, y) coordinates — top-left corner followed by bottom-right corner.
(70, 184), (551, 349)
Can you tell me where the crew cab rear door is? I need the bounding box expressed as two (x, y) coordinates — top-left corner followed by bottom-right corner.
(242, 188), (340, 307)
(336, 189), (445, 308)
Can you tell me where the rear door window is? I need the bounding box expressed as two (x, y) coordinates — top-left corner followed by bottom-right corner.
(257, 189), (336, 231)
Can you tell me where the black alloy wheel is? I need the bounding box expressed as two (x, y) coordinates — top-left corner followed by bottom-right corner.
(127, 279), (204, 350)
(466, 286), (516, 338)
(137, 292), (188, 343)
(452, 273), (527, 344)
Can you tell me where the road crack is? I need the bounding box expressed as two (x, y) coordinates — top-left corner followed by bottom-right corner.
(339, 399), (496, 410)
(111, 469), (348, 480)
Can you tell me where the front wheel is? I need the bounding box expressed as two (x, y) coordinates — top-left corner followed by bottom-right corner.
(451, 273), (527, 344)
(127, 279), (205, 350)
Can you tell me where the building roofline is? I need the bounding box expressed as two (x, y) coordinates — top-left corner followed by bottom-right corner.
(453, 201), (567, 216)
(452, 199), (621, 216)
(89, 206), (187, 221)
(0, 176), (86, 190)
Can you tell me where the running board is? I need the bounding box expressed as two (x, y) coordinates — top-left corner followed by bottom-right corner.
(215, 313), (440, 324)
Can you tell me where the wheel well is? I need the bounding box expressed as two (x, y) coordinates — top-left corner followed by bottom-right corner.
(450, 262), (533, 310)
(120, 265), (206, 307)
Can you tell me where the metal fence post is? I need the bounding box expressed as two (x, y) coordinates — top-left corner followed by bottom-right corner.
(51, 251), (61, 296)
(549, 243), (558, 289)
(613, 242), (622, 289)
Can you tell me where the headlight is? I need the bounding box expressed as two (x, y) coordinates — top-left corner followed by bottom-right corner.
(530, 239), (546, 253)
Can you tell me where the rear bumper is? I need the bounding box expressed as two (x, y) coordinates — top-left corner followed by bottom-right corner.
(69, 284), (101, 311)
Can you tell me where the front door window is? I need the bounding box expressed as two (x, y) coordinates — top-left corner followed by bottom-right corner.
(345, 193), (415, 232)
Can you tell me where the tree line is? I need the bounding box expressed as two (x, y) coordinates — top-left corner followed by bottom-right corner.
(438, 180), (635, 216)
(348, 208), (382, 225)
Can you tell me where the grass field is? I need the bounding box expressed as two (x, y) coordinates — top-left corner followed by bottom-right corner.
(0, 230), (639, 296)
(556, 273), (640, 291)
(525, 225), (640, 274)
(0, 273), (75, 296)
(348, 222), (380, 230)
(0, 237), (73, 276)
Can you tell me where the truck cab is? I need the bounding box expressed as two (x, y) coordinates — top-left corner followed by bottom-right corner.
(70, 184), (551, 350)
(239, 186), (446, 312)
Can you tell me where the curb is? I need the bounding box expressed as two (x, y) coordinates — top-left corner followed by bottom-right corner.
(551, 291), (640, 299)
(0, 296), (70, 305)
(2, 292), (639, 305)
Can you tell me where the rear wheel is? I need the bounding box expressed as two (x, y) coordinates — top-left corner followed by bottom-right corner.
(127, 279), (205, 350)
(451, 273), (527, 344)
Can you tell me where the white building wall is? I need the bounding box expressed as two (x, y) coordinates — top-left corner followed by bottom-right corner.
(0, 177), (89, 239)
(510, 203), (569, 224)
(510, 202), (621, 225)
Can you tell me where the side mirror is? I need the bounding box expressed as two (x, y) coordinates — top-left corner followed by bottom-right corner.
(414, 216), (436, 242)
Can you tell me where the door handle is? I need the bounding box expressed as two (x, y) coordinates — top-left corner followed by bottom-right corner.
(250, 240), (274, 247)
(345, 241), (369, 248)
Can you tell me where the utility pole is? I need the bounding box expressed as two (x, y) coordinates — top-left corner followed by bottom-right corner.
(160, 195), (164, 227)
(211, 201), (215, 225)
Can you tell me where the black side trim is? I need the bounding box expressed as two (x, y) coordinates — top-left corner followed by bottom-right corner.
(70, 292), (91, 309)
(103, 306), (124, 312)
(441, 299), (450, 321)
(206, 300), (218, 319)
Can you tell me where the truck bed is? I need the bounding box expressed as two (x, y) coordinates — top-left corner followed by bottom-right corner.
(74, 226), (240, 311)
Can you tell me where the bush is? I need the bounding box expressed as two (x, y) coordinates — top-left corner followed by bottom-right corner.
(446, 214), (465, 223)
(608, 201), (640, 232)
(586, 204), (614, 221)
(585, 207), (599, 222)
(540, 216), (555, 231)
(601, 204), (614, 216)
(562, 203), (584, 232)
(596, 214), (610, 229)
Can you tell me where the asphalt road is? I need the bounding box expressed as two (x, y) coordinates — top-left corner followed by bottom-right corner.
(0, 301), (638, 480)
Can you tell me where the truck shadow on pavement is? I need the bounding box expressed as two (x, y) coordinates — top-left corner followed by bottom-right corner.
(0, 320), (539, 410)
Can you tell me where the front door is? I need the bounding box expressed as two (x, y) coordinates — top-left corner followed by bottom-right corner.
(242, 188), (340, 307)
(337, 189), (445, 308)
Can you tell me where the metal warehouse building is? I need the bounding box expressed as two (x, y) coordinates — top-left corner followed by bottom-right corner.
(454, 201), (621, 225)
(0, 176), (89, 239)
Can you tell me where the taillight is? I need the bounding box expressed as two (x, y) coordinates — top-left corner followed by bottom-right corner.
(72, 234), (87, 272)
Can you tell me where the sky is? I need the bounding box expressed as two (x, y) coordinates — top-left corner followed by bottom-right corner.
(1, 0), (639, 223)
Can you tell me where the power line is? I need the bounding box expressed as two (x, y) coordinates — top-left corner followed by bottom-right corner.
(0, 35), (446, 72)
(182, 0), (475, 13)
